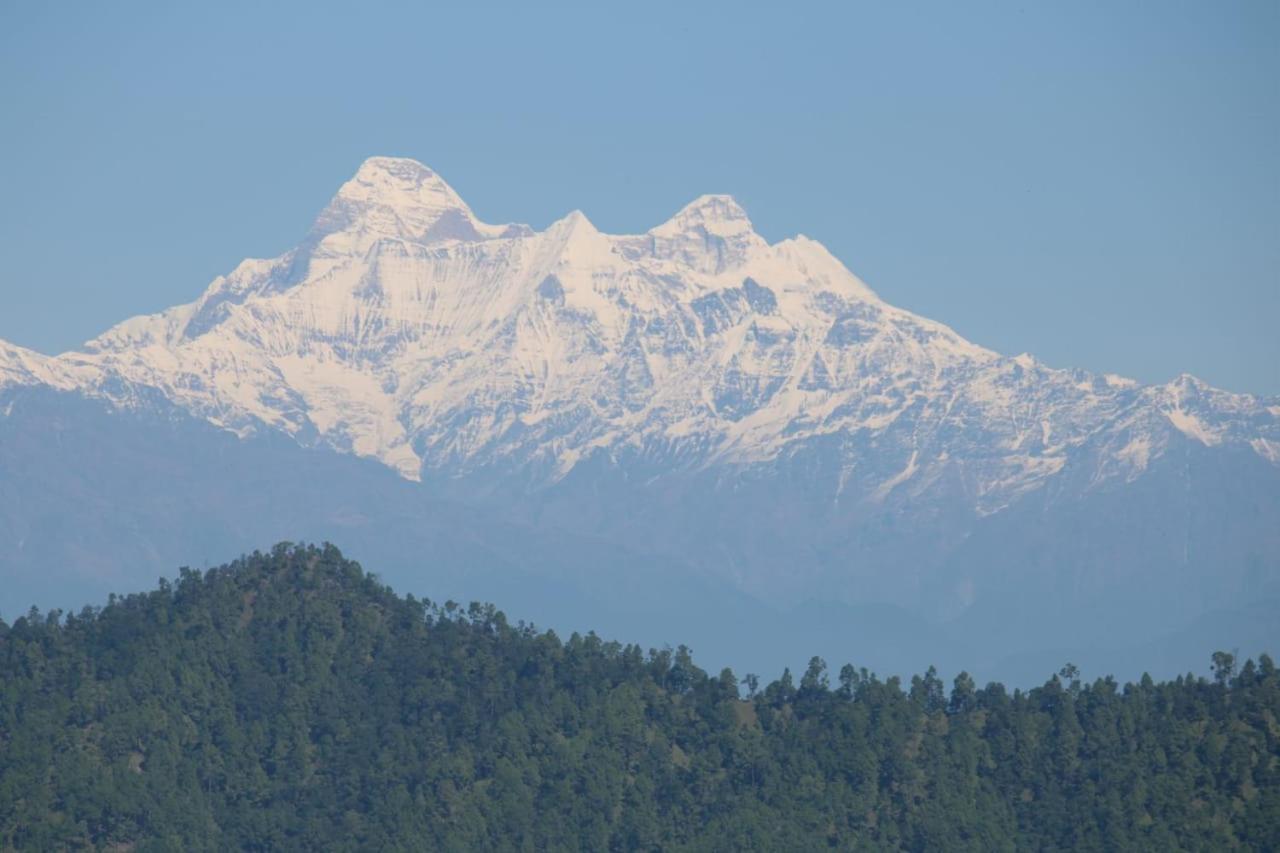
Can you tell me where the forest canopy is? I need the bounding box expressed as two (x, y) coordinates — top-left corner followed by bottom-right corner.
(1, 543), (1276, 850)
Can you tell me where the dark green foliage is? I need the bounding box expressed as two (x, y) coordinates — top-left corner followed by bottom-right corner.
(0, 544), (1276, 850)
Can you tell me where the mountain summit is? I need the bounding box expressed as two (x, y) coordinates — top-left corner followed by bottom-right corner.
(1, 156), (1277, 680)
(309, 156), (526, 249)
(17, 156), (916, 482)
(8, 157), (1271, 491)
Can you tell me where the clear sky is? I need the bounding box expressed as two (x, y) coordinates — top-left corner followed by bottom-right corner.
(1, 1), (1276, 393)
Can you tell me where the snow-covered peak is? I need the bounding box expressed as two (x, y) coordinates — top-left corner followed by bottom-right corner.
(770, 236), (881, 303)
(0, 338), (75, 391)
(0, 339), (45, 376)
(308, 156), (516, 250)
(3, 155), (1276, 501)
(348, 156), (466, 206)
(651, 194), (755, 240)
(647, 194), (765, 274)
(544, 210), (614, 266)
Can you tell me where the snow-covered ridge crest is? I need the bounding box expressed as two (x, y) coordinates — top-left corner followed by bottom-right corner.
(643, 194), (763, 274)
(309, 156), (527, 252)
(2, 156), (1277, 501)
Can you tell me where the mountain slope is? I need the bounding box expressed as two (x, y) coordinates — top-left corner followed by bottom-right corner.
(0, 156), (1276, 679)
(5, 157), (1274, 495)
(2, 545), (1276, 851)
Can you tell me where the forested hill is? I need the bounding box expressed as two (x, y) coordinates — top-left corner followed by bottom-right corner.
(1, 545), (1277, 851)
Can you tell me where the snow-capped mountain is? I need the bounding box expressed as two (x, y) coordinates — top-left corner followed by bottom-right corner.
(3, 156), (1275, 495)
(2, 156), (1277, 682)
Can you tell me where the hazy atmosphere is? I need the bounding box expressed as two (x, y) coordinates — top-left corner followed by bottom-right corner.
(1, 3), (1277, 848)
(2, 1), (1277, 393)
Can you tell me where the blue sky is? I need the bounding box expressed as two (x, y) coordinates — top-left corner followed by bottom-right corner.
(1, 1), (1276, 393)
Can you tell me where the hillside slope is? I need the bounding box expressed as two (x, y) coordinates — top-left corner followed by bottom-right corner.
(1, 545), (1276, 850)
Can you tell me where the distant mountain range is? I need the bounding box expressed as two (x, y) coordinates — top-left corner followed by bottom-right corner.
(2, 156), (1277, 683)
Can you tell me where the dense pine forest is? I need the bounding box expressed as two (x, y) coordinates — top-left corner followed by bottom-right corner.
(1, 544), (1277, 851)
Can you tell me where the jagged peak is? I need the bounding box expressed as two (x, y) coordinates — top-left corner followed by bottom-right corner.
(309, 157), (514, 246)
(643, 194), (765, 274)
(340, 156), (469, 212)
(650, 194), (754, 239)
(544, 209), (616, 267)
(771, 235), (881, 303)
(355, 155), (438, 177)
(550, 209), (597, 234)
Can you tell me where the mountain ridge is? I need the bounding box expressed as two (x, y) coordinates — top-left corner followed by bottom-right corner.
(4, 543), (1275, 850)
(1, 156), (1277, 679)
(2, 156), (1274, 492)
